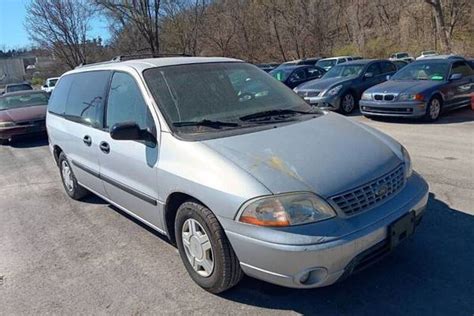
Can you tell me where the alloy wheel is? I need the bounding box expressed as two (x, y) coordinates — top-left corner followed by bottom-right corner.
(430, 99), (441, 120)
(61, 160), (74, 192)
(342, 94), (355, 113)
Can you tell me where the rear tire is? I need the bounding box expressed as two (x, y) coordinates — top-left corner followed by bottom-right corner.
(175, 201), (243, 293)
(423, 96), (442, 122)
(58, 152), (88, 200)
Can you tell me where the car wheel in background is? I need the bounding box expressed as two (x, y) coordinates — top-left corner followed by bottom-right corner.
(340, 92), (356, 114)
(175, 201), (243, 293)
(58, 152), (89, 200)
(424, 96), (442, 122)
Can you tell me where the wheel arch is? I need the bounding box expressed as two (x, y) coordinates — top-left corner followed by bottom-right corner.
(53, 145), (64, 166)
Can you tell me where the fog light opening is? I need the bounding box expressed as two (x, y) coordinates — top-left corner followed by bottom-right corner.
(297, 267), (328, 286)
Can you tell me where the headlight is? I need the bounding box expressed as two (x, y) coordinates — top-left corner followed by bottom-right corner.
(238, 192), (336, 227)
(325, 85), (343, 96)
(398, 93), (424, 101)
(361, 92), (372, 100)
(401, 146), (413, 178)
(0, 121), (15, 128)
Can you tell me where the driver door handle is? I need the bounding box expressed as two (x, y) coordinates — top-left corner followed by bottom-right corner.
(83, 135), (92, 146)
(99, 141), (110, 154)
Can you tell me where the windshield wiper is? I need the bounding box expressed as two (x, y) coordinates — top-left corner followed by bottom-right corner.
(173, 119), (239, 129)
(239, 109), (313, 121)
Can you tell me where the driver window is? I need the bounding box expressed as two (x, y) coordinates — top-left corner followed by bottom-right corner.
(451, 61), (473, 77)
(366, 63), (381, 76)
(106, 72), (155, 131)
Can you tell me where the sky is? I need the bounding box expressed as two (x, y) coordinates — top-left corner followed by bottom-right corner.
(0, 0), (110, 50)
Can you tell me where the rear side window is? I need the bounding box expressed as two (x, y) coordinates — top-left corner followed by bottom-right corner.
(48, 75), (73, 115)
(105, 72), (154, 131)
(64, 71), (110, 128)
(366, 63), (382, 75)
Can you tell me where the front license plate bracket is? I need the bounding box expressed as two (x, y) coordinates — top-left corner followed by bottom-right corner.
(389, 211), (416, 249)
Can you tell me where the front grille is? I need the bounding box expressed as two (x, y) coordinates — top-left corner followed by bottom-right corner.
(374, 94), (395, 101)
(330, 165), (405, 216)
(362, 106), (413, 114)
(297, 90), (320, 98)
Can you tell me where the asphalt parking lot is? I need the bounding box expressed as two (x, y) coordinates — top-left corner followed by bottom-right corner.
(1, 109), (473, 315)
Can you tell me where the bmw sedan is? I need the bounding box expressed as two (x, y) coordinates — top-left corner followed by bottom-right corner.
(294, 59), (397, 114)
(360, 57), (474, 121)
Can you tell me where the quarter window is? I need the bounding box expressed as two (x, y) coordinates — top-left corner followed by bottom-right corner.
(48, 75), (74, 115)
(106, 72), (155, 131)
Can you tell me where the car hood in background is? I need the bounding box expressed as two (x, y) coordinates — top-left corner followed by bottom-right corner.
(296, 76), (356, 91)
(0, 105), (47, 122)
(366, 79), (444, 94)
(203, 113), (402, 198)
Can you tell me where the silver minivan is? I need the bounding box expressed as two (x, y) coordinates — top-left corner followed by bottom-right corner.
(47, 57), (429, 293)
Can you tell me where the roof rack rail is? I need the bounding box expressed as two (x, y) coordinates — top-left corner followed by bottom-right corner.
(112, 53), (193, 62)
(75, 53), (193, 69)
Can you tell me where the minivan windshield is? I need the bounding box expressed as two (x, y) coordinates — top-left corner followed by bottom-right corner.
(323, 64), (364, 79)
(0, 92), (49, 110)
(143, 62), (315, 135)
(391, 62), (449, 81)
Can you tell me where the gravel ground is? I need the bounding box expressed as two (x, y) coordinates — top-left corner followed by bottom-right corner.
(1, 108), (473, 315)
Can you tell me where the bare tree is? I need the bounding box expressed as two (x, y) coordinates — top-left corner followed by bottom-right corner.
(95, 0), (162, 55)
(424, 0), (451, 52)
(25, 0), (96, 68)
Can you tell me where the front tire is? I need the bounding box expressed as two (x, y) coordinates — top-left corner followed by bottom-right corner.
(175, 201), (243, 293)
(424, 96), (442, 122)
(58, 152), (88, 200)
(339, 92), (356, 114)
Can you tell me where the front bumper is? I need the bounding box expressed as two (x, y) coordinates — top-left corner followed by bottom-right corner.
(222, 172), (429, 288)
(360, 100), (427, 117)
(0, 123), (46, 140)
(303, 94), (341, 111)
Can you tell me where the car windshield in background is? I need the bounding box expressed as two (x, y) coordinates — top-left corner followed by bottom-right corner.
(0, 92), (49, 110)
(269, 68), (292, 81)
(8, 84), (33, 93)
(391, 62), (449, 81)
(396, 53), (409, 58)
(323, 64), (364, 79)
(49, 79), (58, 87)
(143, 62), (313, 134)
(316, 59), (336, 68)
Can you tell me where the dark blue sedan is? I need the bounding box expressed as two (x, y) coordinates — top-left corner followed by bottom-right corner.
(360, 56), (474, 121)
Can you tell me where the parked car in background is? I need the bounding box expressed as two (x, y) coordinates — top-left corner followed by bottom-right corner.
(389, 52), (415, 63)
(294, 59), (397, 114)
(46, 56), (428, 293)
(2, 83), (33, 95)
(416, 50), (438, 60)
(0, 90), (49, 144)
(466, 58), (474, 69)
(273, 57), (323, 69)
(270, 65), (326, 88)
(316, 56), (352, 71)
(393, 60), (409, 70)
(41, 77), (60, 93)
(360, 57), (474, 121)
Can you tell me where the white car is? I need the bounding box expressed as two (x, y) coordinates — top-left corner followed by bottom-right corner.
(41, 77), (59, 93)
(389, 52), (415, 63)
(316, 56), (353, 71)
(416, 50), (438, 60)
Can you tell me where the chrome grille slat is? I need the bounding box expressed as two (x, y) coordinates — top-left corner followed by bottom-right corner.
(330, 165), (405, 216)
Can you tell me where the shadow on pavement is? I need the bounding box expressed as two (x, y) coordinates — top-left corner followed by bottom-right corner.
(221, 193), (474, 315)
(9, 133), (48, 148)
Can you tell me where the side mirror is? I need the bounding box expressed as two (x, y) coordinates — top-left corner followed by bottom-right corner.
(386, 74), (391, 80)
(449, 73), (462, 80)
(110, 122), (155, 143)
(364, 72), (374, 79)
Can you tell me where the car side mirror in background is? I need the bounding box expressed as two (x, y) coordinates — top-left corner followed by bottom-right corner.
(364, 72), (374, 79)
(449, 73), (462, 80)
(110, 122), (156, 144)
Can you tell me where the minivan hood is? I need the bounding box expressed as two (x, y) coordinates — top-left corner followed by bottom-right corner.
(297, 76), (355, 91)
(366, 79), (444, 94)
(0, 105), (47, 122)
(203, 113), (402, 198)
